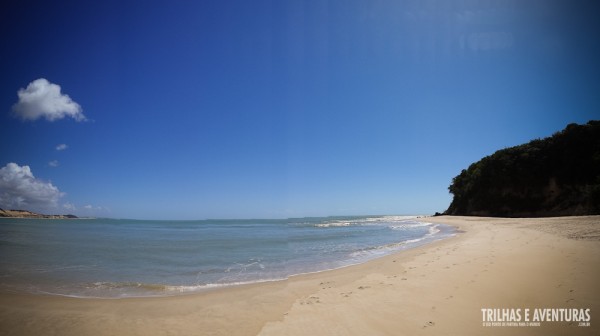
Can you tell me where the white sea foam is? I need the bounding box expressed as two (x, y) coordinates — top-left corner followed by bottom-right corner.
(428, 224), (440, 235)
(348, 222), (446, 260)
(314, 221), (353, 228)
(314, 215), (420, 228)
(163, 278), (287, 293)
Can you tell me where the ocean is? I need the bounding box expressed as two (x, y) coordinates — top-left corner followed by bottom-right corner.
(0, 215), (454, 298)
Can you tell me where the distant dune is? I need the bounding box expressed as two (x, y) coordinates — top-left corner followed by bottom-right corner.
(0, 209), (78, 219)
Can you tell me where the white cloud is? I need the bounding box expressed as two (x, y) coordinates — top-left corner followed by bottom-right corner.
(48, 160), (59, 167)
(84, 204), (106, 211)
(12, 78), (85, 122)
(56, 144), (68, 151)
(0, 163), (64, 211)
(63, 202), (76, 211)
(63, 203), (108, 216)
(81, 204), (109, 217)
(83, 204), (109, 212)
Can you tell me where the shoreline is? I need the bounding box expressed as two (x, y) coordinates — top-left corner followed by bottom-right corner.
(0, 221), (454, 300)
(0, 217), (451, 299)
(0, 215), (598, 335)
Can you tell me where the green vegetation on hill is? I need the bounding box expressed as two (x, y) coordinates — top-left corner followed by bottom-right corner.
(446, 120), (600, 217)
(0, 209), (78, 219)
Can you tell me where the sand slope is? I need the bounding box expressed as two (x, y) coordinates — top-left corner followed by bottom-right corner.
(259, 216), (600, 335)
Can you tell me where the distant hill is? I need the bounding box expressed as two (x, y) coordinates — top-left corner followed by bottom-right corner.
(446, 120), (600, 217)
(0, 209), (78, 219)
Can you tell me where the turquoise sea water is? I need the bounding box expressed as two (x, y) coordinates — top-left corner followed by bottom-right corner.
(0, 216), (453, 298)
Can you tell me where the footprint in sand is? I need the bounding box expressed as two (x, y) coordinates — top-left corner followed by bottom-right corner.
(319, 281), (334, 289)
(423, 321), (436, 328)
(300, 296), (322, 305)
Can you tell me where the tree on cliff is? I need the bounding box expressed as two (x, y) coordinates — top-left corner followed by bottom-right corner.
(446, 120), (600, 217)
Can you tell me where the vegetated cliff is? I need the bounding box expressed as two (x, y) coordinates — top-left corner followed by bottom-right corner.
(0, 209), (78, 219)
(446, 120), (600, 217)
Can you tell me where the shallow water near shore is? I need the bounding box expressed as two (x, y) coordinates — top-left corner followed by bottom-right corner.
(0, 216), (453, 298)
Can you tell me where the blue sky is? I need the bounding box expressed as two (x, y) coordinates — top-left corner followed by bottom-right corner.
(1, 1), (599, 219)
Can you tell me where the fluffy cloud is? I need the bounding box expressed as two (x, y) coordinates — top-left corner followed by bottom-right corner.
(48, 160), (59, 167)
(12, 78), (85, 122)
(63, 202), (76, 211)
(84, 204), (107, 214)
(56, 144), (68, 151)
(0, 163), (64, 211)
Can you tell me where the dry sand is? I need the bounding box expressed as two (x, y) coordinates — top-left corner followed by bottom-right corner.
(1, 215), (598, 335)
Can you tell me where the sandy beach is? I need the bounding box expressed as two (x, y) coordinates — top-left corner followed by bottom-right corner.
(1, 215), (598, 336)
